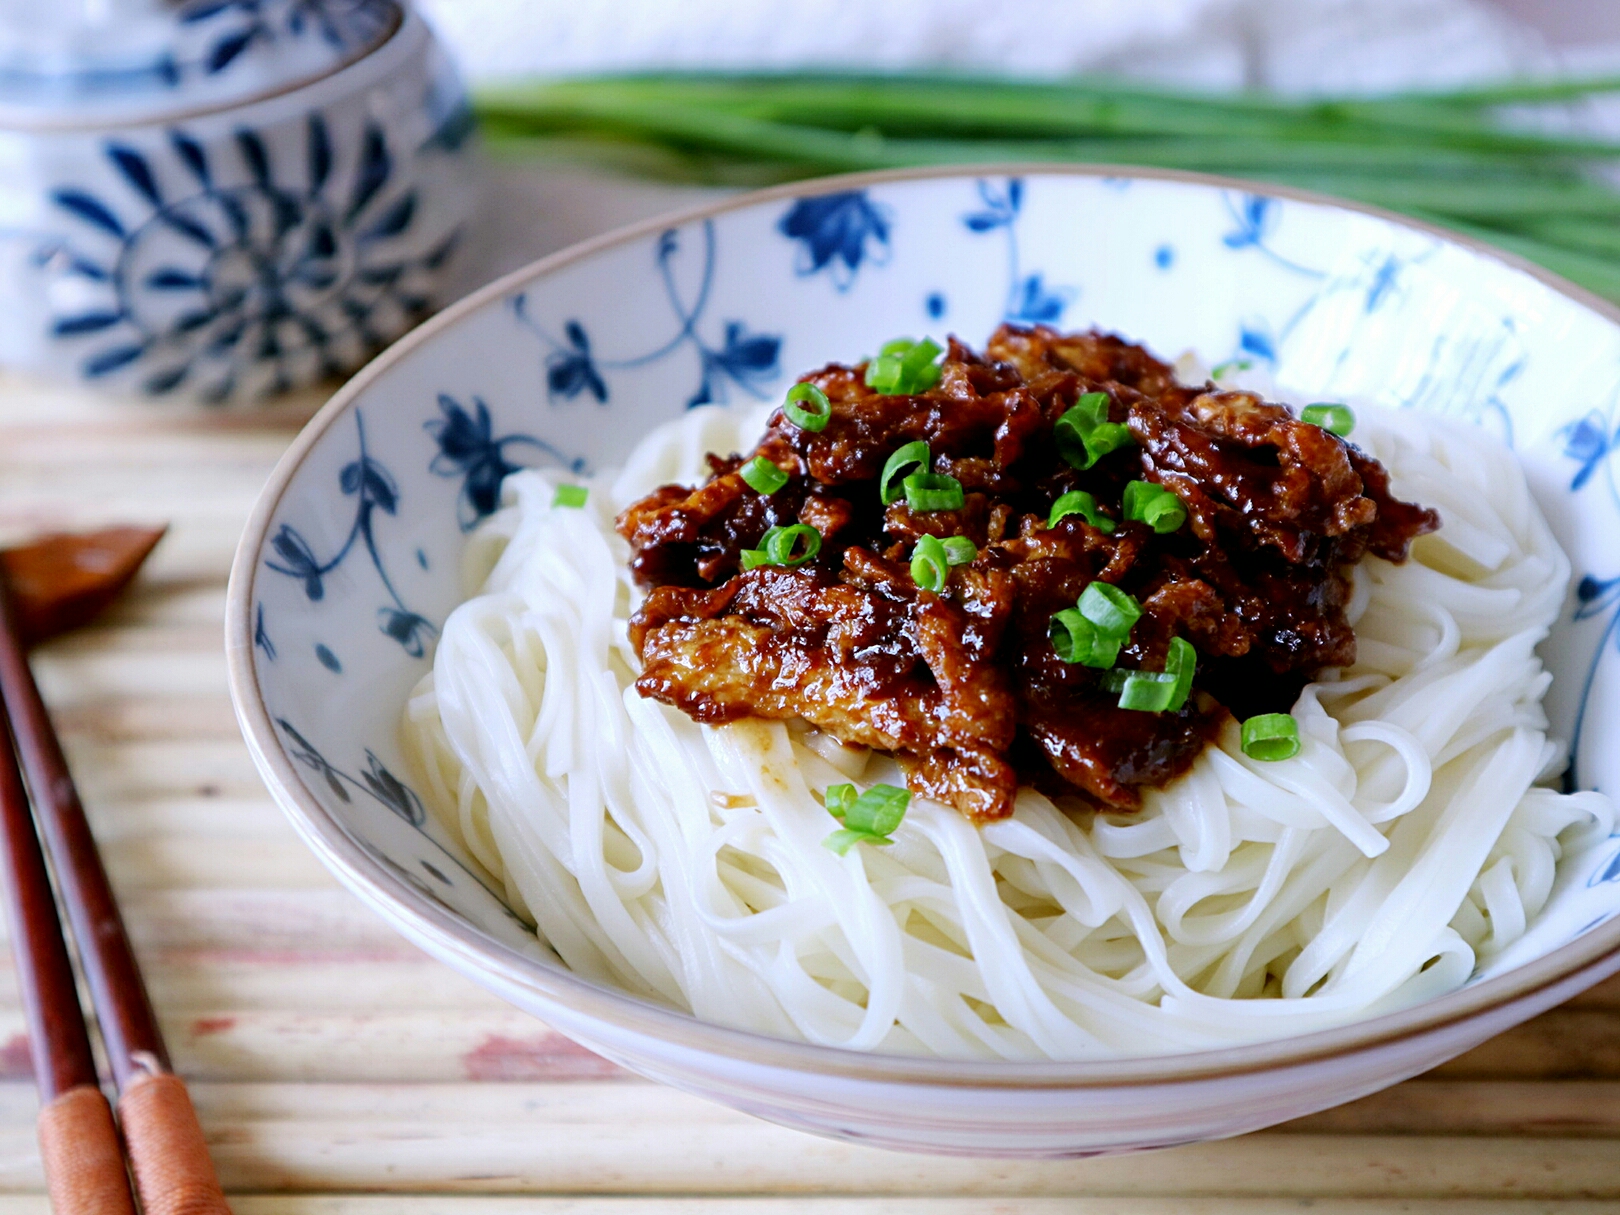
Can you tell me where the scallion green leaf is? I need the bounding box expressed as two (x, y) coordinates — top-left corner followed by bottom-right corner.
(903, 471), (964, 512)
(911, 534), (950, 592)
(1301, 402), (1356, 436)
(1077, 582), (1142, 640)
(1054, 392), (1134, 470)
(741, 523), (821, 570)
(1103, 637), (1197, 711)
(1049, 608), (1120, 667)
(1241, 713), (1301, 761)
(880, 440), (930, 505)
(1117, 670), (1179, 711)
(1122, 480), (1187, 533)
(553, 484), (588, 508)
(1164, 636), (1196, 712)
(740, 455), (789, 495)
(866, 337), (944, 395)
(823, 827), (876, 855)
(822, 781), (910, 853)
(942, 535), (977, 565)
(1048, 489), (1115, 532)
(784, 381), (831, 432)
(823, 782), (857, 819)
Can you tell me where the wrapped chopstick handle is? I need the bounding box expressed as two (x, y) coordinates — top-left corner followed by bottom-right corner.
(118, 1072), (231, 1215)
(37, 1084), (138, 1215)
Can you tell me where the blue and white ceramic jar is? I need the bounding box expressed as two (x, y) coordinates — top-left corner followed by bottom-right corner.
(0, 0), (479, 402)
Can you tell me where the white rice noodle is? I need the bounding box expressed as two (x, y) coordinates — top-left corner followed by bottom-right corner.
(400, 402), (1613, 1059)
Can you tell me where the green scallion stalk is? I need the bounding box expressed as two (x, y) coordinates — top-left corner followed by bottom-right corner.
(903, 471), (965, 512)
(866, 337), (944, 394)
(911, 534), (950, 591)
(880, 440), (930, 505)
(1117, 670), (1179, 712)
(822, 781), (911, 853)
(1077, 581), (1142, 639)
(1122, 480), (1187, 533)
(783, 381), (831, 432)
(1049, 608), (1119, 668)
(942, 535), (977, 565)
(1301, 403), (1356, 436)
(740, 523), (821, 569)
(473, 71), (1620, 307)
(1049, 489), (1115, 532)
(1054, 392), (1133, 470)
(1241, 713), (1302, 761)
(740, 455), (789, 495)
(1165, 636), (1196, 711)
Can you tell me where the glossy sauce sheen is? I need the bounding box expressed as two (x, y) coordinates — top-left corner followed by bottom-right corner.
(618, 326), (1438, 821)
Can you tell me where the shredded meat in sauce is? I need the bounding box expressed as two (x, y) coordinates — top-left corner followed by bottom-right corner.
(618, 325), (1439, 821)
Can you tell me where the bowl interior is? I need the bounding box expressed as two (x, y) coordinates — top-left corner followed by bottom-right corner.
(235, 167), (1620, 1057)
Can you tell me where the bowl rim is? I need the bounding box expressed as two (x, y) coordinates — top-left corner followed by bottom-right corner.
(227, 161), (1620, 1088)
(0, 2), (415, 134)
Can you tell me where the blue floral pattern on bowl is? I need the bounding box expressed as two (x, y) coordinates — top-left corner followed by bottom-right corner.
(237, 167), (1620, 1035)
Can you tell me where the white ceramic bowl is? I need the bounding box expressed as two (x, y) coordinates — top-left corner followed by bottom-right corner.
(0, 3), (478, 402)
(226, 166), (1620, 1157)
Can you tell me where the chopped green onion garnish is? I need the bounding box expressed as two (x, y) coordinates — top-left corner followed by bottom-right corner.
(823, 827), (876, 855)
(1054, 391), (1134, 470)
(1117, 670), (1179, 712)
(1164, 636), (1196, 712)
(911, 535), (950, 592)
(1301, 403), (1355, 436)
(740, 455), (789, 495)
(824, 782), (857, 819)
(1049, 608), (1120, 668)
(1077, 582), (1142, 640)
(1048, 490), (1115, 532)
(898, 337), (944, 391)
(1106, 639), (1197, 711)
(552, 484), (588, 508)
(740, 523), (822, 570)
(903, 471), (964, 512)
(880, 440), (930, 505)
(942, 535), (977, 565)
(866, 337), (943, 395)
(1210, 359), (1252, 380)
(784, 382), (832, 432)
(1096, 667), (1131, 693)
(1069, 391), (1109, 430)
(1241, 713), (1301, 761)
(1122, 480), (1187, 534)
(822, 781), (911, 853)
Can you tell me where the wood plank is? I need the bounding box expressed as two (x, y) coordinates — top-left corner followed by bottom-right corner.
(1437, 1009), (1620, 1078)
(3, 1110), (1620, 1199)
(0, 1196), (1617, 1214)
(1283, 1080), (1620, 1136)
(4, 1084), (1615, 1197)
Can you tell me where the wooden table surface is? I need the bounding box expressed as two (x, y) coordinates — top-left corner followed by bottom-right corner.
(0, 167), (1615, 1215)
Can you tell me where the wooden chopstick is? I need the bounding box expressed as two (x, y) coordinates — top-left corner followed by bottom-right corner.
(0, 650), (137, 1214)
(0, 578), (231, 1214)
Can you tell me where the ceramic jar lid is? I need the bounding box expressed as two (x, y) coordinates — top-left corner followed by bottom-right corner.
(0, 0), (401, 129)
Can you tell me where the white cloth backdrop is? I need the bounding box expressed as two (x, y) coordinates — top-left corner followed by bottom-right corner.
(420, 0), (1620, 298)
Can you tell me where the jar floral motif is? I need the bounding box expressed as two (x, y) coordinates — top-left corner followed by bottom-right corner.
(0, 7), (478, 402)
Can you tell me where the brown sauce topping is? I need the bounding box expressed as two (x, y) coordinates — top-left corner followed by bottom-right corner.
(618, 325), (1439, 821)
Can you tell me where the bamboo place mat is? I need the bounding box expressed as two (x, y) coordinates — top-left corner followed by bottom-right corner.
(0, 167), (1614, 1214)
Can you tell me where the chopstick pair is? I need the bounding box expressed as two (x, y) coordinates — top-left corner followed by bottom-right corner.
(0, 574), (230, 1213)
